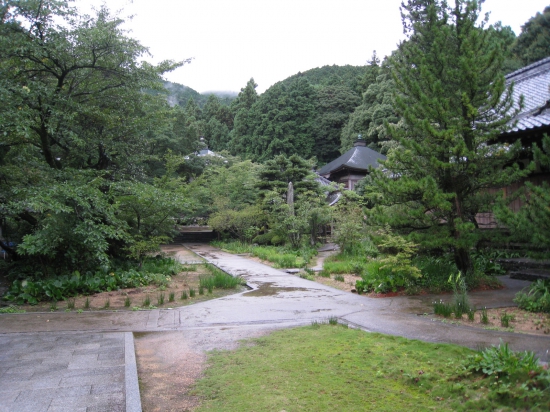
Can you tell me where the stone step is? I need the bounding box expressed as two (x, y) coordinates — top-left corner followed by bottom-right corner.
(497, 258), (550, 271)
(509, 269), (550, 282)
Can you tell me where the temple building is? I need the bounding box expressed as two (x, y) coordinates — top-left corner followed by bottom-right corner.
(317, 136), (386, 190)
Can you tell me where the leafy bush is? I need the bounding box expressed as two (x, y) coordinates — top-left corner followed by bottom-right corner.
(354, 229), (423, 294)
(208, 205), (267, 242)
(471, 249), (507, 276)
(252, 232), (277, 245)
(355, 259), (408, 294)
(468, 341), (540, 380)
(514, 279), (550, 313)
(3, 257), (183, 304)
(413, 255), (457, 293)
(465, 342), (550, 407)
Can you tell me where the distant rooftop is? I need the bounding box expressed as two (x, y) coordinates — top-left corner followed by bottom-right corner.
(317, 138), (386, 176)
(503, 57), (550, 137)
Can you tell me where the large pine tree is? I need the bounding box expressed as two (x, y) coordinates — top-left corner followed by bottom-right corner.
(366, 0), (527, 277)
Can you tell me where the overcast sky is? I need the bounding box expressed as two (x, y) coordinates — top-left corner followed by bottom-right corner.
(77, 0), (549, 94)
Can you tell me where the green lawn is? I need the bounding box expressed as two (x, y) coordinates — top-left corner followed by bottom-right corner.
(193, 324), (550, 411)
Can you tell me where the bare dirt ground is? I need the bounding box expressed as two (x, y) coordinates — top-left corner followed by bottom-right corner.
(134, 327), (282, 412)
(313, 273), (362, 292)
(434, 307), (550, 336)
(134, 331), (206, 412)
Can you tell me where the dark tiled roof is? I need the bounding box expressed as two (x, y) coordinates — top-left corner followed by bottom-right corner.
(505, 57), (550, 134)
(314, 174), (341, 205)
(317, 146), (386, 175)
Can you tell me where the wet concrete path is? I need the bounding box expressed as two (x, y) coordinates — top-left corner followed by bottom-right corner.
(1, 243), (550, 411)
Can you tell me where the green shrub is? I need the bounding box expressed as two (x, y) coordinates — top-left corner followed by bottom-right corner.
(208, 205), (266, 242)
(471, 249), (507, 276)
(360, 259), (409, 293)
(468, 341), (539, 380)
(514, 279), (550, 313)
(252, 232), (277, 245)
(413, 255), (457, 293)
(270, 235), (284, 245)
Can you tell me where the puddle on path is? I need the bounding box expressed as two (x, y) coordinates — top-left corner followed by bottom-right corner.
(243, 282), (309, 297)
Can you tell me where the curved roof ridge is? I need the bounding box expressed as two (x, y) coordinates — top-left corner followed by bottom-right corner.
(317, 145), (386, 175)
(506, 57), (550, 83)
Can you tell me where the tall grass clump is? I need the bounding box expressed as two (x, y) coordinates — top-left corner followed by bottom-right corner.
(323, 257), (367, 275)
(252, 247), (304, 268)
(141, 256), (184, 276)
(412, 255), (458, 293)
(211, 241), (254, 254)
(199, 264), (242, 289)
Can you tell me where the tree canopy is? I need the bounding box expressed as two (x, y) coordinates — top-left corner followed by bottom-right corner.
(511, 6), (550, 67)
(0, 0), (188, 274)
(363, 0), (528, 276)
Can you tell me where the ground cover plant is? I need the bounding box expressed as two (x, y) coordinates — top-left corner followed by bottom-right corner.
(3, 256), (185, 304)
(514, 279), (550, 313)
(3, 257), (245, 312)
(193, 324), (550, 411)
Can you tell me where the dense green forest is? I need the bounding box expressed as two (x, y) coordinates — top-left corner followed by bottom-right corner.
(1, 0), (549, 302)
(163, 81), (237, 109)
(165, 4), (550, 165)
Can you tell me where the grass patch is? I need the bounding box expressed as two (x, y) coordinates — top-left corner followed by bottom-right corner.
(0, 305), (26, 313)
(323, 255), (367, 275)
(194, 325), (550, 411)
(212, 241), (316, 269)
(199, 264), (242, 290)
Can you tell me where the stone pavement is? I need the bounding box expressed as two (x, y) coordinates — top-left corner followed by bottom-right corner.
(1, 243), (550, 411)
(0, 332), (140, 412)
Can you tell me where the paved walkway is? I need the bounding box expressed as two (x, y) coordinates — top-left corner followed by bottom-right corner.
(1, 243), (550, 411)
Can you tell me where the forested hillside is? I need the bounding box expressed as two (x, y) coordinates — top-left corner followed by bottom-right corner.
(171, 65), (378, 165)
(163, 81), (237, 108)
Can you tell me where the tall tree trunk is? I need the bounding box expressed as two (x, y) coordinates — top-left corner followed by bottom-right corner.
(454, 246), (473, 276)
